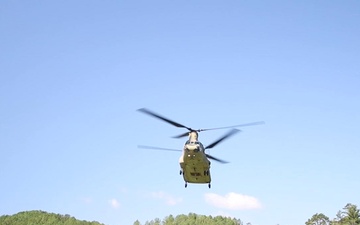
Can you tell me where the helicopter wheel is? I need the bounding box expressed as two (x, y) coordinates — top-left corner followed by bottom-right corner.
(208, 183), (211, 188)
(180, 170), (182, 175)
(185, 182), (188, 188)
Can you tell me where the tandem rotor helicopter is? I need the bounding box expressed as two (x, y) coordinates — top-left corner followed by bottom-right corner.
(137, 108), (264, 188)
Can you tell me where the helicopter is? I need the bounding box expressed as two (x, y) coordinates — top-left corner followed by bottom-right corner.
(137, 108), (264, 188)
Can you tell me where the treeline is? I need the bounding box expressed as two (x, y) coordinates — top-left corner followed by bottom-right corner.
(306, 203), (360, 225)
(0, 210), (104, 225)
(1, 203), (358, 225)
(137, 203), (360, 225)
(134, 213), (243, 225)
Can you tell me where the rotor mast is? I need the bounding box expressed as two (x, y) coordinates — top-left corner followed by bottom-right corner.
(188, 131), (198, 142)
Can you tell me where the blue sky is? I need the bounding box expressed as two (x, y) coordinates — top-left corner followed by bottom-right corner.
(1, 1), (360, 225)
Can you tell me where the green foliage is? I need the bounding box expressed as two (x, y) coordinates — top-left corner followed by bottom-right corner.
(0, 210), (104, 225)
(331, 203), (360, 225)
(306, 213), (330, 225)
(140, 213), (243, 225)
(306, 203), (360, 225)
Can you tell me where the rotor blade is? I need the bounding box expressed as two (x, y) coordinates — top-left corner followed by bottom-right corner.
(205, 154), (229, 164)
(199, 121), (265, 132)
(137, 108), (192, 130)
(205, 129), (240, 150)
(172, 132), (190, 138)
(137, 145), (182, 152)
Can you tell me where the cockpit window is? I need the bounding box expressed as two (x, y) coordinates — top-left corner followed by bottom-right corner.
(185, 141), (200, 145)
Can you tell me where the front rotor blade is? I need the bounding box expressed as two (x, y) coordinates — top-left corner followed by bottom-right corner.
(205, 154), (229, 163)
(172, 132), (189, 138)
(137, 145), (182, 152)
(199, 121), (265, 132)
(137, 108), (192, 130)
(205, 129), (240, 150)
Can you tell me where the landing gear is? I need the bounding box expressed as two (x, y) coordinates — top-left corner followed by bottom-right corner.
(180, 170), (182, 175)
(185, 182), (188, 188)
(208, 183), (211, 188)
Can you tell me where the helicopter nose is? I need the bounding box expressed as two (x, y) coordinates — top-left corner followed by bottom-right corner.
(185, 144), (199, 152)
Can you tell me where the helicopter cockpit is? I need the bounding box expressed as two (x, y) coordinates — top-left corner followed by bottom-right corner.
(184, 140), (205, 152)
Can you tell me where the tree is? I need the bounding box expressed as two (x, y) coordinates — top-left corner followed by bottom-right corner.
(306, 213), (330, 225)
(305, 203), (360, 225)
(163, 215), (175, 225)
(341, 203), (360, 225)
(332, 210), (344, 225)
(0, 210), (104, 225)
(141, 213), (244, 225)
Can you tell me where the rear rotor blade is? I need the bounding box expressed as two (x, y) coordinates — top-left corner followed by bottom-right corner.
(199, 121), (265, 132)
(137, 145), (182, 152)
(205, 129), (240, 150)
(205, 154), (229, 163)
(137, 108), (192, 131)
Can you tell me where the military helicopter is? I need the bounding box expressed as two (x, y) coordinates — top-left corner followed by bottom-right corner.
(137, 108), (264, 188)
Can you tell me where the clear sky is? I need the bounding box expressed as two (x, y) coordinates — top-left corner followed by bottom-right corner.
(1, 1), (360, 225)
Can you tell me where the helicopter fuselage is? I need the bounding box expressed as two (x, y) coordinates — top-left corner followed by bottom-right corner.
(179, 132), (211, 187)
